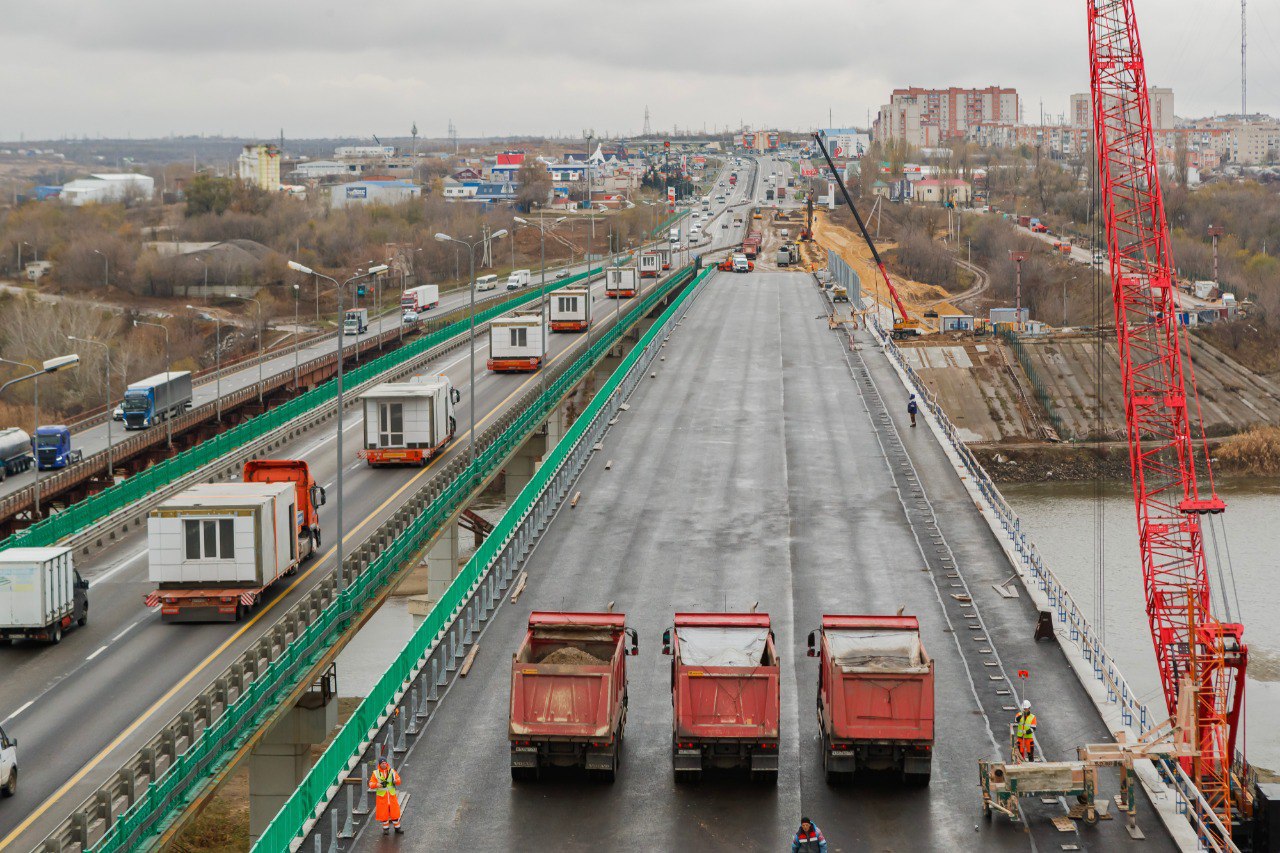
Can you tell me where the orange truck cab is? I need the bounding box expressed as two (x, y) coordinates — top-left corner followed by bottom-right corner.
(242, 459), (325, 555)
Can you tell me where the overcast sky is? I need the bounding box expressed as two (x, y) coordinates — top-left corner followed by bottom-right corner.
(0, 0), (1274, 142)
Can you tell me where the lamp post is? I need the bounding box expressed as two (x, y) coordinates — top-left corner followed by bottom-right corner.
(1, 354), (80, 516)
(92, 249), (109, 288)
(292, 284), (301, 390)
(434, 230), (506, 475)
(186, 305), (223, 422)
(287, 261), (388, 592)
(228, 293), (264, 406)
(133, 320), (174, 449)
(67, 336), (113, 480)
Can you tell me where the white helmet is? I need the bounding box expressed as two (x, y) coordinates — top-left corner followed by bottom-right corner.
(1021, 700), (1031, 710)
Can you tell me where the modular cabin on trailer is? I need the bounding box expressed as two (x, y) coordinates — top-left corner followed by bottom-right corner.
(605, 266), (638, 299)
(488, 308), (548, 372)
(357, 376), (459, 466)
(640, 252), (661, 279)
(550, 287), (592, 332)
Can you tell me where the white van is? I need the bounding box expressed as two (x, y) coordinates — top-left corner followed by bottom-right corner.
(506, 269), (531, 291)
(476, 274), (499, 292)
(0, 724), (15, 796)
(669, 227), (680, 244)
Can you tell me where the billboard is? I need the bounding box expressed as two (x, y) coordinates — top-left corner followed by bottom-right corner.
(667, 186), (676, 211)
(345, 186), (368, 199)
(822, 131), (869, 159)
(766, 131), (780, 150)
(742, 132), (757, 149)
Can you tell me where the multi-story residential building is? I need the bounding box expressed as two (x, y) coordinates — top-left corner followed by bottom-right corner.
(237, 144), (281, 190)
(874, 86), (1019, 147)
(1068, 86), (1174, 130)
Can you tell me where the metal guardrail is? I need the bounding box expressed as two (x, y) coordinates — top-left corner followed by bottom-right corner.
(255, 265), (712, 853)
(862, 312), (1239, 853)
(39, 264), (696, 853)
(0, 265), (618, 554)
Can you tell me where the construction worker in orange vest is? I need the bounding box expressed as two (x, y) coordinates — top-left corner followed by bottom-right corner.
(1013, 700), (1037, 761)
(369, 758), (404, 834)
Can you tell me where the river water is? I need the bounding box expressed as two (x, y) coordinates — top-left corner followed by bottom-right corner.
(1002, 478), (1280, 772)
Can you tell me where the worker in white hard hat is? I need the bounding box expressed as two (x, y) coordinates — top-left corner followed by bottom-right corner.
(1013, 699), (1037, 761)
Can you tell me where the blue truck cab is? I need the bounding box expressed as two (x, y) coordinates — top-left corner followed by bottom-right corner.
(34, 425), (82, 470)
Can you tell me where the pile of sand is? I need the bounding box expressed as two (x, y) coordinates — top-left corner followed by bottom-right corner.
(539, 647), (608, 665)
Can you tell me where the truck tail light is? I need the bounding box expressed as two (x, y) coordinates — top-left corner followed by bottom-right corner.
(758, 742), (777, 750)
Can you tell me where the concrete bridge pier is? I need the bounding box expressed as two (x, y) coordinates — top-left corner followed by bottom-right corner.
(543, 405), (569, 449)
(249, 665), (338, 844)
(505, 433), (547, 498)
(405, 521), (461, 626)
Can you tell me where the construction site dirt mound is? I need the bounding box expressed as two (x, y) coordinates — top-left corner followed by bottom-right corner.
(813, 211), (949, 308)
(539, 647), (608, 666)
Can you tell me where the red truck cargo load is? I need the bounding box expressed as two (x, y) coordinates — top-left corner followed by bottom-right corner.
(663, 612), (780, 783)
(807, 614), (934, 785)
(509, 611), (638, 782)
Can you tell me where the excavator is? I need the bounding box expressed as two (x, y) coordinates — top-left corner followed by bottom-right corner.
(811, 132), (922, 339)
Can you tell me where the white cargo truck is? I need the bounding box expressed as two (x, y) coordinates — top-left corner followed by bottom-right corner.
(549, 286), (592, 332)
(145, 482), (301, 622)
(605, 266), (639, 299)
(400, 284), (440, 312)
(488, 307), (548, 373)
(358, 376), (460, 467)
(343, 308), (369, 336)
(0, 547), (88, 643)
(506, 269), (532, 291)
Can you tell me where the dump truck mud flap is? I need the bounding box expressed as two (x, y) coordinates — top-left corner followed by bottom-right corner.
(510, 747), (538, 769)
(584, 749), (615, 771)
(672, 749), (702, 771)
(750, 752), (779, 772)
(903, 754), (932, 776)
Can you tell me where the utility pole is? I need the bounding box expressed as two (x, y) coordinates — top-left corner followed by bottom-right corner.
(1010, 252), (1028, 333)
(1242, 0), (1248, 119)
(1209, 225), (1224, 284)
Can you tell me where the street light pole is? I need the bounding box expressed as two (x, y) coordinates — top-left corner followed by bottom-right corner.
(228, 293), (264, 407)
(133, 320), (173, 449)
(293, 284), (301, 391)
(187, 305), (223, 422)
(287, 261), (388, 592)
(1, 354), (80, 517)
(67, 336), (113, 480)
(434, 231), (506, 476)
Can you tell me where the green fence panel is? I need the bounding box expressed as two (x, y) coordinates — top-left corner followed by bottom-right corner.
(250, 265), (711, 853)
(1, 265), (618, 554)
(650, 208), (689, 238)
(86, 264), (699, 853)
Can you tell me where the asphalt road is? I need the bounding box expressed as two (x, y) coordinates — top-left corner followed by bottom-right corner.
(0, 184), (749, 850)
(355, 270), (1177, 852)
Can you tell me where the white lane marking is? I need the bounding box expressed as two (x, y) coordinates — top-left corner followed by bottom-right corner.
(111, 618), (145, 644)
(86, 646), (108, 661)
(92, 548), (149, 585)
(2, 701), (34, 724)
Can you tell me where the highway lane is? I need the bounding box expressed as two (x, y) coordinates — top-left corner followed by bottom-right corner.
(0, 256), (606, 505)
(355, 271), (1177, 852)
(0, 193), (747, 849)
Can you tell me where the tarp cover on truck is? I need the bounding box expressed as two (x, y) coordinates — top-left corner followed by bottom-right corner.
(676, 626), (770, 667)
(827, 629), (928, 672)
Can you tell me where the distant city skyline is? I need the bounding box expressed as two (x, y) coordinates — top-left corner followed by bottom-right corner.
(0, 0), (1272, 141)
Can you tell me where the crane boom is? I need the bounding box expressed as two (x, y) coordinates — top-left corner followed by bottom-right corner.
(811, 132), (913, 328)
(1088, 0), (1246, 829)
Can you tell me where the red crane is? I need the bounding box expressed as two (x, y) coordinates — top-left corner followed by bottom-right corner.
(1088, 0), (1247, 829)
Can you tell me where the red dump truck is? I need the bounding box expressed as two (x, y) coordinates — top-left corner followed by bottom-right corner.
(509, 611), (639, 782)
(663, 612), (780, 783)
(741, 233), (763, 260)
(806, 614), (934, 785)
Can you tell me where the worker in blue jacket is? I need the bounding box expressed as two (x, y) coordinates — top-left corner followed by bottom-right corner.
(792, 817), (828, 852)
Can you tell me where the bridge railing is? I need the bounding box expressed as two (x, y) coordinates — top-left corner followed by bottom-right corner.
(861, 312), (1239, 853)
(69, 264), (696, 853)
(0, 264), (618, 554)
(253, 265), (713, 853)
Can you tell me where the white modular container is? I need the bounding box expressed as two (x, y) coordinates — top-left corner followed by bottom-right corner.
(0, 546), (76, 630)
(489, 308), (548, 362)
(360, 377), (457, 453)
(549, 287), (592, 330)
(639, 252), (661, 278)
(605, 267), (639, 297)
(148, 482), (298, 589)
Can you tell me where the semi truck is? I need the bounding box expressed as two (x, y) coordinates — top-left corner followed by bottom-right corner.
(34, 425), (82, 470)
(0, 546), (88, 643)
(242, 459), (326, 553)
(806, 614), (935, 784)
(357, 377), (459, 467)
(122, 371), (193, 431)
(639, 252), (661, 279)
(509, 611), (638, 782)
(605, 266), (638, 299)
(662, 612), (780, 783)
(343, 308), (369, 336)
(550, 286), (592, 332)
(0, 428), (34, 481)
(488, 308), (548, 373)
(145, 481), (304, 622)
(400, 285), (440, 313)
